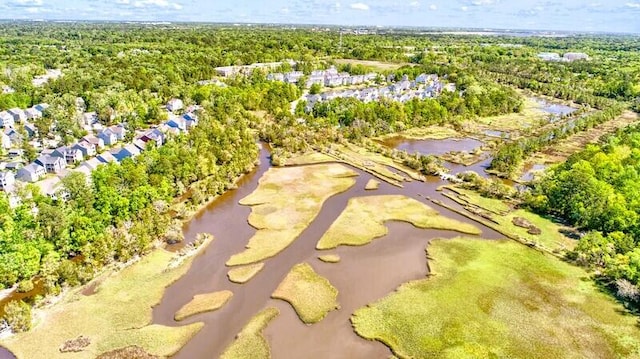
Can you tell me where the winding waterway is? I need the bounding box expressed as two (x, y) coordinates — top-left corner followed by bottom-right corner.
(150, 143), (503, 359)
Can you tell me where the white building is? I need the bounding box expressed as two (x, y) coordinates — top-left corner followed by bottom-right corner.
(167, 98), (184, 112)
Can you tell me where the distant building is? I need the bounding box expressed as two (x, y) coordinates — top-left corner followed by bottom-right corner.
(0, 111), (14, 128)
(17, 163), (46, 183)
(167, 98), (184, 112)
(0, 171), (15, 191)
(35, 155), (66, 173)
(563, 52), (589, 62)
(538, 52), (561, 61)
(7, 108), (26, 123)
(1, 131), (10, 149)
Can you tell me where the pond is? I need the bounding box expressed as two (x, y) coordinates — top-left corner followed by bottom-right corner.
(381, 137), (484, 156)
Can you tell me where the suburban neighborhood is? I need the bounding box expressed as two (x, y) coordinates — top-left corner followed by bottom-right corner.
(0, 95), (198, 201)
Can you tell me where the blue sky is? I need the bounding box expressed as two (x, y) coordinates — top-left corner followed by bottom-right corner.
(1, 0), (639, 33)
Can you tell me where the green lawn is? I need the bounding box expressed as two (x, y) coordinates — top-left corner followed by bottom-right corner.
(317, 195), (481, 250)
(272, 263), (339, 324)
(352, 238), (640, 359)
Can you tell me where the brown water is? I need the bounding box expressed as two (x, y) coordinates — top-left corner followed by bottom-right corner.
(150, 143), (503, 359)
(0, 348), (15, 359)
(382, 137), (484, 156)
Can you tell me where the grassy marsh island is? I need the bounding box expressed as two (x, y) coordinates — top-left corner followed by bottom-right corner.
(227, 263), (266, 284)
(220, 308), (280, 359)
(318, 254), (341, 263)
(317, 195), (481, 250)
(352, 238), (640, 359)
(0, 238), (213, 359)
(365, 179), (380, 190)
(174, 290), (233, 321)
(272, 263), (339, 324)
(226, 164), (357, 266)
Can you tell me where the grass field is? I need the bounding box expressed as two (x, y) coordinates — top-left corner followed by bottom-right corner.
(352, 238), (640, 359)
(227, 263), (265, 284)
(444, 186), (576, 252)
(317, 195), (481, 250)
(0, 238), (213, 359)
(281, 152), (335, 166)
(174, 290), (233, 321)
(333, 59), (409, 71)
(378, 126), (461, 141)
(226, 164), (357, 266)
(220, 307), (279, 359)
(470, 97), (548, 133)
(272, 263), (339, 324)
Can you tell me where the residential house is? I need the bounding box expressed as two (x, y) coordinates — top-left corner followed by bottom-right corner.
(24, 107), (42, 120)
(4, 128), (21, 145)
(0, 111), (14, 128)
(24, 122), (37, 138)
(98, 128), (118, 146)
(1, 85), (14, 94)
(267, 73), (285, 81)
(80, 112), (98, 127)
(73, 141), (97, 158)
(140, 128), (165, 148)
(5, 162), (23, 172)
(109, 125), (127, 141)
(1, 131), (10, 149)
(132, 138), (147, 152)
(0, 171), (15, 191)
(82, 135), (104, 149)
(111, 144), (141, 162)
(17, 163), (46, 182)
(36, 177), (68, 200)
(97, 151), (118, 164)
(63, 147), (84, 165)
(538, 52), (561, 61)
(34, 103), (49, 113)
(35, 155), (66, 173)
(7, 108), (26, 123)
(563, 52), (589, 62)
(79, 157), (102, 171)
(167, 98), (184, 112)
(183, 113), (198, 129)
(7, 148), (24, 158)
(166, 117), (187, 132)
(50, 146), (67, 159)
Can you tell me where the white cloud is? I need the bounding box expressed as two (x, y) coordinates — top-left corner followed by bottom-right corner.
(471, 0), (496, 5)
(350, 2), (369, 10)
(626, 1), (640, 8)
(280, 7), (290, 14)
(14, 0), (43, 6)
(409, 1), (420, 7)
(461, 6), (468, 11)
(429, 4), (437, 10)
(131, 0), (182, 9)
(115, 0), (130, 4)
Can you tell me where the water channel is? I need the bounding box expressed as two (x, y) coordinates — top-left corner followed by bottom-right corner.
(1, 140), (504, 359)
(150, 143), (503, 359)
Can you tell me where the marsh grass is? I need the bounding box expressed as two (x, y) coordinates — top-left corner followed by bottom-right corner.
(352, 238), (640, 359)
(365, 179), (380, 190)
(316, 195), (481, 250)
(318, 254), (341, 263)
(0, 238), (213, 359)
(220, 307), (279, 359)
(446, 187), (575, 251)
(227, 263), (265, 284)
(226, 164), (357, 266)
(272, 263), (339, 324)
(174, 290), (233, 321)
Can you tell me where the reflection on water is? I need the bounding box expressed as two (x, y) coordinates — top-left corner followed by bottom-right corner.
(382, 137), (484, 156)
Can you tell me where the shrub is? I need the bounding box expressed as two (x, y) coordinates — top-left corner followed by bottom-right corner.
(3, 300), (32, 333)
(16, 280), (34, 293)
